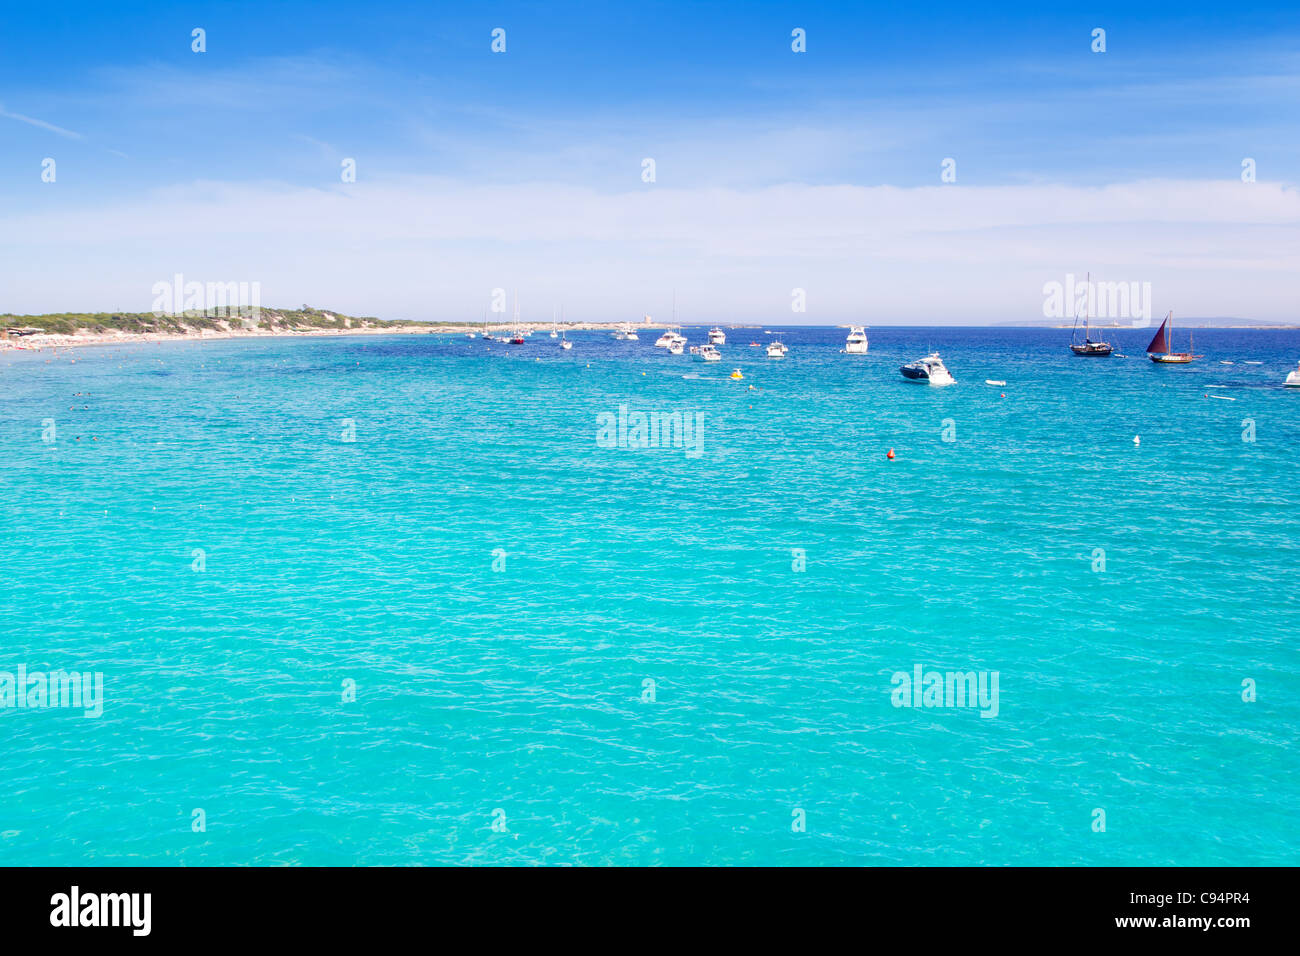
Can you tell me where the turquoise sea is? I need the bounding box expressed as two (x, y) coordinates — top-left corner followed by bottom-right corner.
(1, 326), (1297, 866)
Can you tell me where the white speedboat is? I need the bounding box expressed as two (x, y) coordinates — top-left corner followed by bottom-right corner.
(900, 352), (955, 386)
(668, 339), (684, 355)
(654, 330), (676, 348)
(1285, 362), (1300, 387)
(843, 327), (868, 354)
(766, 340), (787, 359)
(695, 344), (721, 362)
(708, 327), (726, 345)
(625, 327), (639, 341)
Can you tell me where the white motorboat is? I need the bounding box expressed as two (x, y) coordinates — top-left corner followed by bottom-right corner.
(694, 344), (721, 362)
(843, 327), (868, 354)
(708, 327), (726, 345)
(655, 328), (687, 349)
(766, 340), (787, 359)
(668, 339), (684, 355)
(1285, 361), (1300, 387)
(900, 352), (955, 386)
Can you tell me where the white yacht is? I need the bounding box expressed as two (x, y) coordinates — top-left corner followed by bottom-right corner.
(655, 328), (687, 349)
(1285, 361), (1300, 387)
(560, 329), (572, 351)
(667, 338), (685, 355)
(766, 340), (788, 359)
(694, 344), (721, 362)
(708, 327), (726, 345)
(843, 327), (868, 354)
(900, 352), (956, 386)
(625, 326), (639, 340)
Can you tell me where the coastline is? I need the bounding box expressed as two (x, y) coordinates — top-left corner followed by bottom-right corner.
(0, 321), (660, 352)
(5, 321), (1294, 353)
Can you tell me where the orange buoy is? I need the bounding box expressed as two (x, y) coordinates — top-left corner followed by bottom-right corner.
(887, 448), (895, 460)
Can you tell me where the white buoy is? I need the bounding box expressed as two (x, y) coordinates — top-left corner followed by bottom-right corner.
(1133, 435), (1141, 445)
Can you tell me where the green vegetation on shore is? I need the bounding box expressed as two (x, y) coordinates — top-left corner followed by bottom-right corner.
(0, 306), (426, 336)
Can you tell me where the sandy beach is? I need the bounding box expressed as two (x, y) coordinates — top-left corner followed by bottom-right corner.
(0, 321), (662, 352)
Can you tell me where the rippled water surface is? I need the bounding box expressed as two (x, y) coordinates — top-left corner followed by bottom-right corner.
(1, 326), (1297, 865)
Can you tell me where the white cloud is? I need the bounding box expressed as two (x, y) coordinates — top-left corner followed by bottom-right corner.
(0, 104), (83, 139)
(3, 176), (1297, 322)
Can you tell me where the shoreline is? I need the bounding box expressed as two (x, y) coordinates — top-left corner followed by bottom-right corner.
(0, 322), (664, 352)
(4, 321), (1295, 353)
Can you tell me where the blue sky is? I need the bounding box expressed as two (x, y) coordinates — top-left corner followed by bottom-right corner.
(2, 1), (1298, 322)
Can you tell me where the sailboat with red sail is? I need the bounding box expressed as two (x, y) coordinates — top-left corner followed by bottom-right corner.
(1146, 310), (1201, 364)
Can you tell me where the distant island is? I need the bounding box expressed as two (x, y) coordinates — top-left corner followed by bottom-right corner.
(994, 317), (1298, 329)
(2, 306), (415, 341)
(0, 306), (650, 350)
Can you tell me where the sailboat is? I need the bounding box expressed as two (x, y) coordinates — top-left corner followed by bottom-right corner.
(1146, 311), (1201, 364)
(560, 306), (572, 349)
(1069, 273), (1113, 356)
(509, 292), (525, 344)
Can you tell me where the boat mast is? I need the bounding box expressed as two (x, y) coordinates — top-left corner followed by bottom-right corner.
(1084, 272), (1091, 342)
